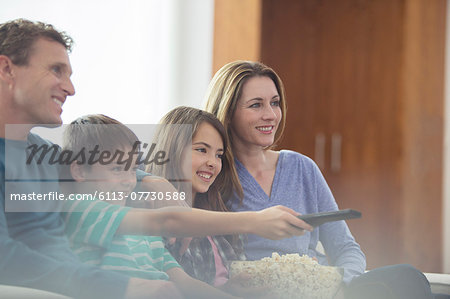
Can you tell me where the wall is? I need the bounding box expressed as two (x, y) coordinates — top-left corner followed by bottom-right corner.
(0, 0), (214, 125)
(444, 0), (450, 274)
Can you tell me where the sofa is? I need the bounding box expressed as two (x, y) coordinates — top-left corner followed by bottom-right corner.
(425, 273), (450, 295)
(0, 273), (448, 298)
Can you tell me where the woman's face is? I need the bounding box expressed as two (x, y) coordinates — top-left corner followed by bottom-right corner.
(182, 122), (224, 196)
(231, 76), (282, 149)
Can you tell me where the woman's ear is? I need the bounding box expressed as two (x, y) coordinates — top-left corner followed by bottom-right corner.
(70, 161), (87, 182)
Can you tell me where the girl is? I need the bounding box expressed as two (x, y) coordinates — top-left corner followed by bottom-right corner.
(147, 107), (271, 297)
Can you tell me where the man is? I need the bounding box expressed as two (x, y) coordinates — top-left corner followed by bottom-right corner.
(0, 18), (182, 299)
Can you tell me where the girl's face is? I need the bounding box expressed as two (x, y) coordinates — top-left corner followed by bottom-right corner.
(183, 122), (224, 196)
(230, 76), (282, 149)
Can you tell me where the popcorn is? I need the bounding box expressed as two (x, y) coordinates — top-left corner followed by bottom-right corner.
(230, 253), (342, 299)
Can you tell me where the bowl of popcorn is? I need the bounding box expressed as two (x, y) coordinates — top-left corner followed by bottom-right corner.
(230, 253), (343, 299)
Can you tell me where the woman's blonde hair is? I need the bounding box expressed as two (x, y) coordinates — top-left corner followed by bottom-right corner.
(204, 61), (287, 197)
(146, 106), (239, 211)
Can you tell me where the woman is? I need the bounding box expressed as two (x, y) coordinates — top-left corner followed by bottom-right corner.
(204, 60), (438, 299)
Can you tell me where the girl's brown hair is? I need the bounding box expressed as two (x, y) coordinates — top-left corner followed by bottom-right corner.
(147, 106), (237, 212)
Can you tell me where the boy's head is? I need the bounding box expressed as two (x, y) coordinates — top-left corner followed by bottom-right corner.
(63, 114), (140, 198)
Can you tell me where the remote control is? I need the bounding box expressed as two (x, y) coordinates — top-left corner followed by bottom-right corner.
(298, 209), (361, 227)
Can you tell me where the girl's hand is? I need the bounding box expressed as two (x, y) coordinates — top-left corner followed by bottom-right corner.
(252, 205), (313, 240)
(220, 273), (267, 298)
(169, 237), (192, 255)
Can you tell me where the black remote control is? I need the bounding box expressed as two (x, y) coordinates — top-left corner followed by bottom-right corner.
(298, 209), (361, 227)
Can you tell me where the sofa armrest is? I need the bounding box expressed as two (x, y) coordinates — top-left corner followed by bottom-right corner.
(424, 273), (450, 295)
(0, 285), (70, 298)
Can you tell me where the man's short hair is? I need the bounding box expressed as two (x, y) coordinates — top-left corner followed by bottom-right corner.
(0, 18), (73, 66)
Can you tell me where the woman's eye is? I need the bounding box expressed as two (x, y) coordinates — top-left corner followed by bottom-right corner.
(249, 103), (260, 108)
(271, 100), (280, 107)
(216, 153), (224, 159)
(195, 148), (206, 153)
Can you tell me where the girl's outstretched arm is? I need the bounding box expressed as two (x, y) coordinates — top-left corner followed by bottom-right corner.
(118, 178), (313, 239)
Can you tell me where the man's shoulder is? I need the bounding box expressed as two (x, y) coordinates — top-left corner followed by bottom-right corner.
(28, 133), (59, 148)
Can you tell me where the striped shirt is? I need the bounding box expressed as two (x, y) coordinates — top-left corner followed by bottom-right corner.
(64, 200), (180, 280)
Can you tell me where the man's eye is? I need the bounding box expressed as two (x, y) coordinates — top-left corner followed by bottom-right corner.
(51, 66), (62, 75)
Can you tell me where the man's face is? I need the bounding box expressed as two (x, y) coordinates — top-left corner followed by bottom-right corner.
(11, 38), (75, 125)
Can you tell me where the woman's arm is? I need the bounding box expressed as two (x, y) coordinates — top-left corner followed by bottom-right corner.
(313, 163), (366, 284)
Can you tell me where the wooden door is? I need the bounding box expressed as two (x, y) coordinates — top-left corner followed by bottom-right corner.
(259, 0), (443, 270)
